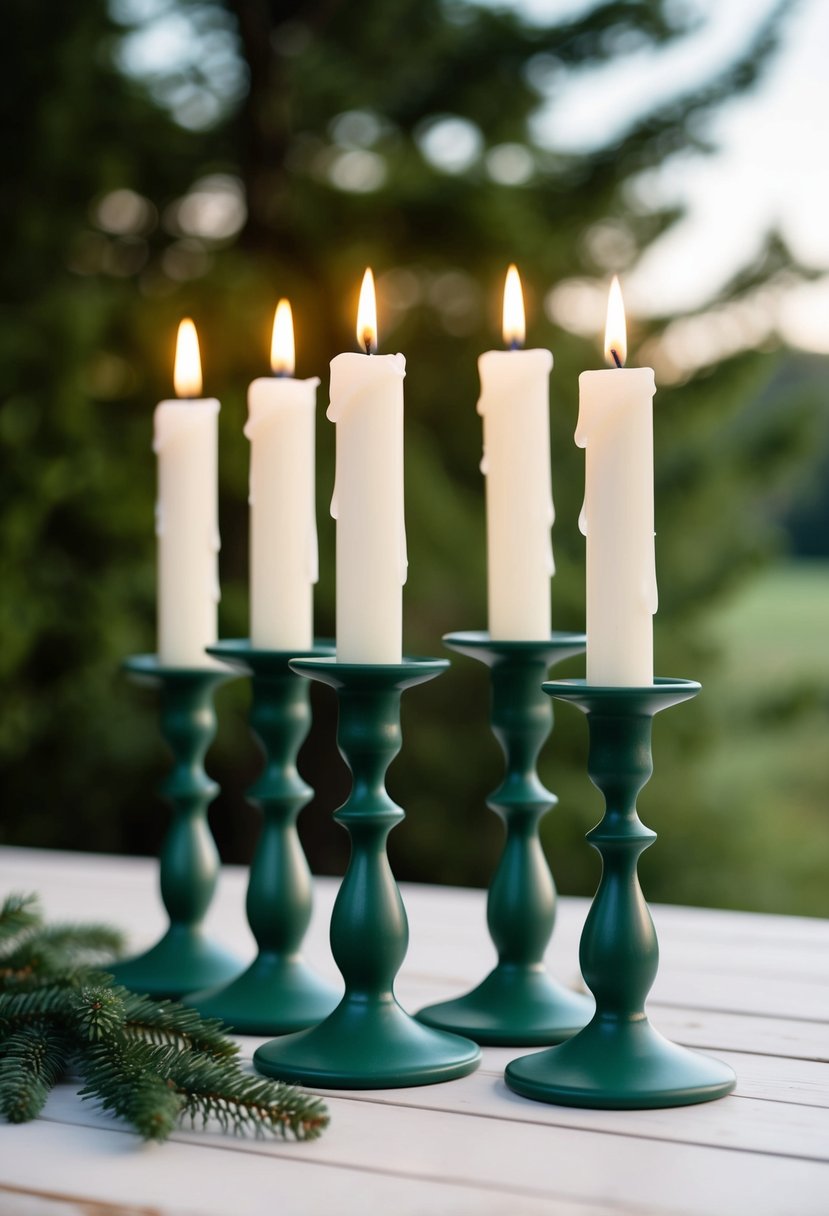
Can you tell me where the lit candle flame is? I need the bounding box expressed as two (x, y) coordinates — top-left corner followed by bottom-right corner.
(356, 267), (378, 354)
(604, 275), (627, 368)
(270, 298), (295, 376)
(174, 318), (203, 397)
(502, 264), (525, 349)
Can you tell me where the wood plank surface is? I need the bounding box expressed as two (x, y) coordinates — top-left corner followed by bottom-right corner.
(1, 848), (827, 1216)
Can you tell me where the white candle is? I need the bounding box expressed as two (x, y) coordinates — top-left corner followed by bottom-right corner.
(328, 268), (406, 663)
(245, 300), (319, 650)
(478, 265), (554, 640)
(154, 318), (220, 667)
(576, 277), (657, 685)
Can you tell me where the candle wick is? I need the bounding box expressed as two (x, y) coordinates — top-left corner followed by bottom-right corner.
(508, 338), (522, 352)
(364, 337), (372, 356)
(611, 348), (622, 369)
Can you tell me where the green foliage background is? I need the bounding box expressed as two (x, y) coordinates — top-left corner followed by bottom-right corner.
(1, 0), (825, 913)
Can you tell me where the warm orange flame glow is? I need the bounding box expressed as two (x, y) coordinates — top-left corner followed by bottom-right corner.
(174, 318), (203, 397)
(270, 299), (295, 376)
(356, 267), (377, 353)
(604, 275), (627, 367)
(502, 264), (525, 348)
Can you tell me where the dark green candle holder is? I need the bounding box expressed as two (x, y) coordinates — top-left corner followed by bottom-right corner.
(417, 631), (593, 1046)
(109, 655), (242, 1000)
(505, 679), (736, 1109)
(253, 657), (481, 1089)
(186, 640), (340, 1034)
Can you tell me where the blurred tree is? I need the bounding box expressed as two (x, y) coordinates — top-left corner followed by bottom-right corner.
(1, 0), (820, 911)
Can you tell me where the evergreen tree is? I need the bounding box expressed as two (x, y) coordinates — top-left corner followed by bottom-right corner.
(0, 1), (817, 908)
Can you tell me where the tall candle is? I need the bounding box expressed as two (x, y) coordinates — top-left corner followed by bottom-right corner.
(154, 318), (220, 666)
(576, 277), (657, 685)
(478, 265), (554, 640)
(328, 268), (406, 663)
(245, 299), (319, 650)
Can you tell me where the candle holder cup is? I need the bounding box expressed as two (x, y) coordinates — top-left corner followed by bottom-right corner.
(109, 655), (242, 1000)
(505, 679), (736, 1109)
(417, 631), (593, 1045)
(186, 640), (339, 1034)
(253, 657), (481, 1089)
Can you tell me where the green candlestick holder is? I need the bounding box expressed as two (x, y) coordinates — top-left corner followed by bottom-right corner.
(187, 640), (340, 1034)
(254, 657), (481, 1089)
(417, 631), (593, 1046)
(109, 655), (242, 1000)
(505, 679), (736, 1109)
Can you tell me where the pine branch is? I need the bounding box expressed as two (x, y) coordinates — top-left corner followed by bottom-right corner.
(166, 1050), (330, 1141)
(0, 891), (124, 985)
(78, 1038), (186, 1142)
(0, 985), (81, 1029)
(121, 990), (238, 1061)
(18, 922), (125, 969)
(0, 1021), (70, 1122)
(0, 894), (42, 954)
(71, 985), (127, 1041)
(0, 893), (331, 1143)
(79, 1036), (329, 1142)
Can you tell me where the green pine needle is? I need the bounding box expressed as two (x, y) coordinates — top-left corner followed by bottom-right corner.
(0, 894), (42, 956)
(16, 922), (126, 970)
(0, 893), (330, 1143)
(0, 893), (124, 986)
(0, 984), (81, 1027)
(164, 1047), (329, 1140)
(122, 990), (238, 1061)
(78, 1037), (186, 1141)
(71, 985), (127, 1041)
(79, 1039), (329, 1142)
(0, 1021), (69, 1122)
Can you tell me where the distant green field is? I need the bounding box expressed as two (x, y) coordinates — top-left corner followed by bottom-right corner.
(710, 561), (829, 690)
(691, 561), (829, 916)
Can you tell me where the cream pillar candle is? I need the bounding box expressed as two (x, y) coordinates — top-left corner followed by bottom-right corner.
(245, 299), (319, 650)
(328, 268), (406, 663)
(154, 318), (220, 666)
(576, 277), (657, 685)
(478, 265), (554, 640)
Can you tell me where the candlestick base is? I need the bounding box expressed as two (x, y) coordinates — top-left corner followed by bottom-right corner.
(109, 655), (242, 1000)
(504, 1017), (736, 1109)
(417, 632), (592, 1046)
(505, 679), (736, 1109)
(186, 640), (340, 1035)
(109, 926), (241, 1000)
(417, 967), (590, 1048)
(253, 658), (481, 1088)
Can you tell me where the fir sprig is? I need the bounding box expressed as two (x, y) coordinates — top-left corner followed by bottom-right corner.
(0, 1021), (70, 1122)
(0, 893), (123, 987)
(122, 990), (237, 1060)
(0, 894), (41, 944)
(0, 893), (329, 1142)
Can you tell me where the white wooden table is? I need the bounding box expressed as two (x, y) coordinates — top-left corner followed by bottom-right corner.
(0, 847), (827, 1216)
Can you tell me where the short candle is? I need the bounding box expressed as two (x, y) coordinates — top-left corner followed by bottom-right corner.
(328, 268), (407, 663)
(153, 318), (220, 667)
(245, 299), (319, 650)
(478, 265), (555, 640)
(576, 277), (657, 686)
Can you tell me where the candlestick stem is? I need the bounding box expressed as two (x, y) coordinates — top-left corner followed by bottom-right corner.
(187, 641), (339, 1033)
(417, 631), (592, 1044)
(110, 656), (241, 999)
(254, 658), (481, 1088)
(505, 679), (736, 1108)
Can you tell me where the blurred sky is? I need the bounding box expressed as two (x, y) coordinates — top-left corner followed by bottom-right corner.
(529, 0), (829, 348)
(114, 0), (829, 369)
